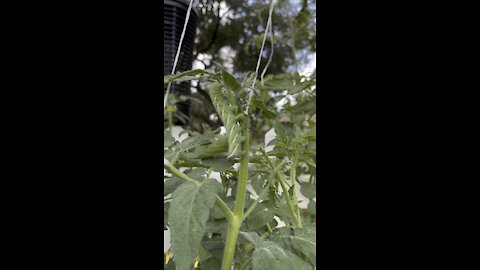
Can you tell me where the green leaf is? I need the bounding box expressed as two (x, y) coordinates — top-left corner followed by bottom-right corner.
(251, 174), (265, 196)
(251, 99), (276, 119)
(300, 183), (316, 199)
(186, 168), (207, 180)
(252, 240), (311, 270)
(239, 231), (262, 245)
(164, 202), (170, 229)
(200, 136), (229, 158)
(168, 179), (222, 270)
(246, 202), (275, 230)
(307, 200), (316, 215)
(203, 158), (234, 173)
(178, 130), (218, 153)
(273, 195), (295, 226)
(164, 131), (175, 148)
(164, 177), (183, 196)
(221, 70), (241, 92)
(164, 69), (213, 84)
(270, 227), (317, 266)
(205, 219), (228, 235)
(260, 74), (294, 91)
(274, 122), (294, 142)
(201, 235), (225, 260)
(211, 196), (235, 220)
(199, 257), (222, 270)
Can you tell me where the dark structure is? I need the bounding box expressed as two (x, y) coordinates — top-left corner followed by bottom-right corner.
(164, 0), (197, 123)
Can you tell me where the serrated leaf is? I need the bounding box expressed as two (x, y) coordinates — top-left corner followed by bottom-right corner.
(270, 227), (317, 266)
(169, 179), (222, 270)
(252, 240), (311, 270)
(274, 123), (294, 142)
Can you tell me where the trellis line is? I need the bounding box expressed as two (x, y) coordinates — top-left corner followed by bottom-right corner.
(164, 0), (195, 111)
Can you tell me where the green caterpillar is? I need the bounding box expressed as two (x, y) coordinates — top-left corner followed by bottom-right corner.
(209, 82), (243, 158)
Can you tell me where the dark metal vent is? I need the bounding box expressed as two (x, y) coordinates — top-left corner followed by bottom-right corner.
(164, 0), (197, 122)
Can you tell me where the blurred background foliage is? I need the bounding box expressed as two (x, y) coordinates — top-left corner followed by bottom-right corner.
(169, 0), (316, 143)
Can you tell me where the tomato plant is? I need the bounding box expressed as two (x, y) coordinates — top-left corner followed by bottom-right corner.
(164, 67), (316, 269)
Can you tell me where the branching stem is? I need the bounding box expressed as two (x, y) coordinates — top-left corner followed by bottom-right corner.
(164, 162), (234, 221)
(259, 148), (302, 228)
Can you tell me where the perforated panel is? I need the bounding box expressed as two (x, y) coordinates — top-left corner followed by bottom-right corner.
(164, 0), (197, 122)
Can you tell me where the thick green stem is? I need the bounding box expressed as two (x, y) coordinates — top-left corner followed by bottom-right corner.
(222, 116), (250, 270)
(221, 216), (241, 270)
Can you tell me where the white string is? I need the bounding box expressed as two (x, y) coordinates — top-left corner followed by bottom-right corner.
(260, 15), (274, 87)
(164, 0), (195, 111)
(246, 0), (276, 115)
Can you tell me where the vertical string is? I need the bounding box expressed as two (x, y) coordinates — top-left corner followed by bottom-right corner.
(260, 15), (274, 87)
(164, 0), (195, 111)
(246, 0), (276, 115)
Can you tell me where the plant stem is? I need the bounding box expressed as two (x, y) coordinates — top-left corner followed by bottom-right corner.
(242, 183), (269, 221)
(222, 116), (250, 270)
(215, 196), (235, 222)
(221, 215), (241, 270)
(164, 162), (234, 221)
(242, 161), (285, 221)
(290, 155), (302, 228)
(167, 110), (173, 137)
(259, 148), (301, 228)
(164, 162), (199, 185)
(276, 172), (302, 228)
(233, 117), (250, 217)
(266, 223), (273, 235)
